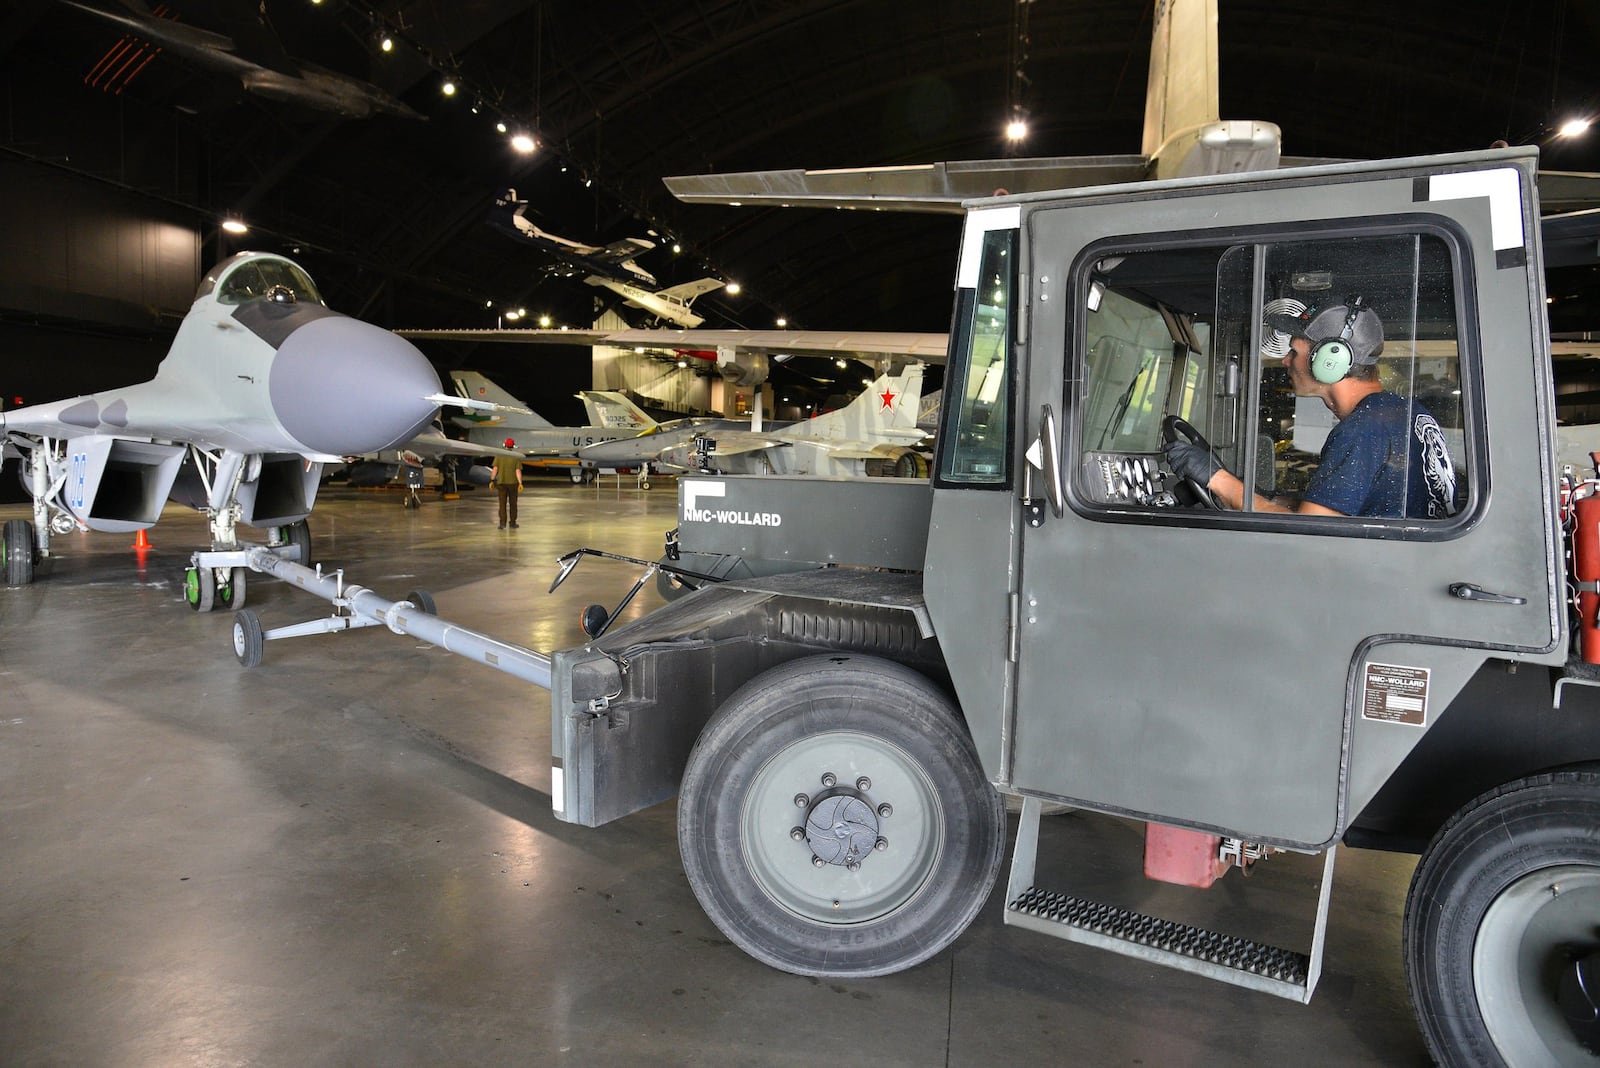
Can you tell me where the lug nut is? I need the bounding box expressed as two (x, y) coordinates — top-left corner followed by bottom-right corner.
(820, 772), (837, 787)
(811, 855), (827, 868)
(874, 837), (888, 852)
(846, 860), (861, 872)
(877, 803), (893, 818)
(790, 827), (806, 842)
(794, 793), (809, 808)
(856, 776), (872, 791)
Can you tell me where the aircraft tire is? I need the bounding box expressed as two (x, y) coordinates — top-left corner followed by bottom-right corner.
(1404, 764), (1600, 1066)
(231, 609), (264, 668)
(284, 520), (313, 568)
(677, 654), (1005, 978)
(218, 567), (247, 610)
(570, 469), (584, 484)
(185, 566), (215, 612)
(405, 589), (436, 615)
(2, 519), (35, 587)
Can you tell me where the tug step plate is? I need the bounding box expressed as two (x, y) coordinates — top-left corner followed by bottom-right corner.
(1006, 885), (1313, 1000)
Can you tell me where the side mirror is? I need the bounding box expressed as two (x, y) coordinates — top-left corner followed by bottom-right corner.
(549, 550), (582, 593)
(1024, 404), (1066, 519)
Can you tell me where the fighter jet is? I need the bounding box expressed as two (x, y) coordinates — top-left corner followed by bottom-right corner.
(447, 370), (657, 481)
(487, 189), (725, 328)
(55, 0), (423, 120)
(0, 250), (459, 607)
(580, 364), (930, 479)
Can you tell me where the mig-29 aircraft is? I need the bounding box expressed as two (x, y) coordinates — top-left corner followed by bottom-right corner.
(0, 250), (466, 609)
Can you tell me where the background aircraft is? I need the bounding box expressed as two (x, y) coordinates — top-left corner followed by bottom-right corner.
(487, 189), (725, 328)
(54, 0), (422, 120)
(448, 370), (656, 480)
(0, 250), (452, 605)
(581, 364), (930, 478)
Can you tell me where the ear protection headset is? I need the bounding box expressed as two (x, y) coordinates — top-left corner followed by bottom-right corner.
(1308, 297), (1366, 385)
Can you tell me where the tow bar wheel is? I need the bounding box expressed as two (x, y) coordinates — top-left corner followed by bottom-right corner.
(678, 654), (1005, 978)
(1404, 765), (1600, 1067)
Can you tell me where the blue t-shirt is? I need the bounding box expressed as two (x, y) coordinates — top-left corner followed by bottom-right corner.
(1304, 392), (1458, 519)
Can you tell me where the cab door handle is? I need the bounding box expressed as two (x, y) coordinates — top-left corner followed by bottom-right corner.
(1449, 582), (1527, 605)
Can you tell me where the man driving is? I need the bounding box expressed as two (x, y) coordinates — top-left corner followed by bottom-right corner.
(1164, 297), (1458, 518)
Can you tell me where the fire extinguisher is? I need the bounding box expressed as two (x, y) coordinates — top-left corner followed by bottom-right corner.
(1575, 494), (1600, 664)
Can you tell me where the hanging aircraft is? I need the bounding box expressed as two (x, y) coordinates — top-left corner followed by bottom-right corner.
(53, 0), (423, 120)
(580, 364), (930, 479)
(0, 250), (466, 606)
(447, 370), (657, 480)
(487, 189), (725, 328)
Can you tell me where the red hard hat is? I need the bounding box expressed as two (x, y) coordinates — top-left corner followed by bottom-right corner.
(504, 438), (516, 448)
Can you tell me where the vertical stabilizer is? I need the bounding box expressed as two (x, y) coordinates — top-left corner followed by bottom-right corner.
(784, 364), (926, 444)
(579, 390), (656, 430)
(1141, 0), (1220, 161)
(1142, 0), (1280, 179)
(451, 371), (555, 428)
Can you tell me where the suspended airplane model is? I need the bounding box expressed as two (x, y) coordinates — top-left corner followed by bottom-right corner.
(0, 251), (475, 607)
(487, 189), (725, 328)
(54, 0), (423, 120)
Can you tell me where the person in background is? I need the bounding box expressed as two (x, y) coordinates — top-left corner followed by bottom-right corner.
(492, 439), (523, 528)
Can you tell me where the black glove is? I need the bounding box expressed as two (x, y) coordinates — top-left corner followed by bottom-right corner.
(1163, 440), (1224, 487)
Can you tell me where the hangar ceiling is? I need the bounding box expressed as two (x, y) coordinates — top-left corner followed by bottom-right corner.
(1, 0), (1598, 408)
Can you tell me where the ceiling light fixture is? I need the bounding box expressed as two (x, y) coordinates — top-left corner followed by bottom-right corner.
(725, 282), (741, 295)
(441, 80), (456, 96)
(380, 36), (393, 53)
(511, 133), (536, 154)
(221, 218), (248, 234)
(1558, 117), (1592, 138)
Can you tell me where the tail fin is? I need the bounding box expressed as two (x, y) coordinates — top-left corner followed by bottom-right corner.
(1142, 0), (1279, 178)
(578, 390), (656, 430)
(786, 364), (926, 443)
(451, 371), (554, 428)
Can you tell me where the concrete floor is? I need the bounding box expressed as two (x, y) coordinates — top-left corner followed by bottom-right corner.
(1, 478), (1433, 1066)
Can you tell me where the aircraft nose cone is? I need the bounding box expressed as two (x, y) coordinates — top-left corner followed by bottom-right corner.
(269, 316), (441, 455)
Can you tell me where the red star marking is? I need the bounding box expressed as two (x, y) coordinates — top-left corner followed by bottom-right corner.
(879, 388), (897, 410)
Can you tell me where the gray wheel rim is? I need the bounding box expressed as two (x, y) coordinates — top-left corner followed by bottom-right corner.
(1473, 863), (1600, 1066)
(740, 730), (943, 925)
(232, 620), (248, 658)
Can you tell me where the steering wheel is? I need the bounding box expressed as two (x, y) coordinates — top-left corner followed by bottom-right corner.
(1160, 415), (1219, 509)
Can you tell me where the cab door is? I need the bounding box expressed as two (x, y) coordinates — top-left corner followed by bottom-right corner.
(950, 152), (1557, 848)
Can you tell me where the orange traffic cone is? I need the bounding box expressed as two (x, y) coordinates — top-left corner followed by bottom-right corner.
(132, 528), (151, 550)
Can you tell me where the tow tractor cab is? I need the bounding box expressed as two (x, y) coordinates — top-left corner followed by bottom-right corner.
(550, 147), (1600, 1066)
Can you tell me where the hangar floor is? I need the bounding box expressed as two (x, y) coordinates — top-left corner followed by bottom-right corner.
(1, 479), (1431, 1066)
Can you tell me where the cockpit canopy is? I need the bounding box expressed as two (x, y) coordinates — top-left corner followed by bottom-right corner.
(195, 252), (325, 307)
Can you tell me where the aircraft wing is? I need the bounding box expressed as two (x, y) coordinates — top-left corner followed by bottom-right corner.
(397, 326), (949, 363)
(664, 158), (1600, 214)
(662, 156), (1149, 213)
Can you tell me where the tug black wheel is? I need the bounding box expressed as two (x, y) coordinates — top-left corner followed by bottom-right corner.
(678, 654), (1005, 978)
(405, 589), (436, 615)
(231, 609), (264, 668)
(1405, 765), (1600, 1067)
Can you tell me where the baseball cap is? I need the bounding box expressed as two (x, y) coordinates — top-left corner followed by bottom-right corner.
(1264, 298), (1385, 365)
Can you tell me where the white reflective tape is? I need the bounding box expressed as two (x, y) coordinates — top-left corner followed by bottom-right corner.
(551, 766), (565, 813)
(1429, 168), (1524, 252)
(957, 205), (1021, 289)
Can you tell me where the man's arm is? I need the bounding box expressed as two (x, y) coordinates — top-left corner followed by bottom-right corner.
(1205, 468), (1342, 515)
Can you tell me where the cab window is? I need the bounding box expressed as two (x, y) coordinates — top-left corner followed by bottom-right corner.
(938, 228), (1015, 484)
(1071, 229), (1470, 527)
